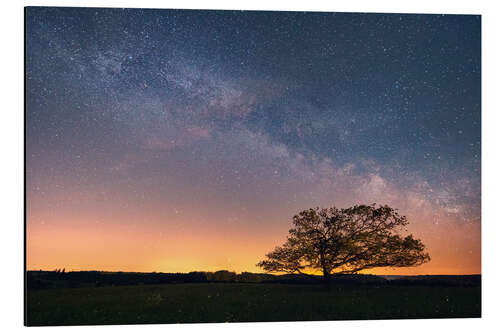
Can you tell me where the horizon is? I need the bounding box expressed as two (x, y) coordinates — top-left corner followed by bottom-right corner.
(27, 268), (482, 277)
(26, 8), (481, 276)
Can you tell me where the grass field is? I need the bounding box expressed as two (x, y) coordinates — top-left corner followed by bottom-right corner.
(26, 283), (481, 326)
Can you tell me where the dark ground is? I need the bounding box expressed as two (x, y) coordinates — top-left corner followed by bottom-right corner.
(26, 281), (481, 326)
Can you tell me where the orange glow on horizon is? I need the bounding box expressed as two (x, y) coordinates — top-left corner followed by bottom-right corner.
(27, 211), (481, 275)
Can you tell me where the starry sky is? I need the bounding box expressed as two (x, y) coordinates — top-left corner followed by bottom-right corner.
(26, 7), (481, 274)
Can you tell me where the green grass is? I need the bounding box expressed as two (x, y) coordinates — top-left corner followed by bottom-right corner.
(26, 283), (481, 326)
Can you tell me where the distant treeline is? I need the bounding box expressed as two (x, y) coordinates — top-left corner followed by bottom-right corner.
(26, 269), (481, 290)
(26, 270), (311, 289)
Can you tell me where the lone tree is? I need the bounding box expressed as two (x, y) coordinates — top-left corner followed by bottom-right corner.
(257, 204), (430, 282)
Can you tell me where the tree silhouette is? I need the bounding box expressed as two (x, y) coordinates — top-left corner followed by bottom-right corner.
(257, 204), (430, 282)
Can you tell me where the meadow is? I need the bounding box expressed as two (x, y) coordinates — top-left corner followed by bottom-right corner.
(26, 282), (481, 326)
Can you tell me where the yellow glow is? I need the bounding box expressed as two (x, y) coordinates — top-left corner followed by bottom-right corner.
(27, 210), (480, 275)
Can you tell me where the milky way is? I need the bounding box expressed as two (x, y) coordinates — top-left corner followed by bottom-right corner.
(26, 7), (481, 274)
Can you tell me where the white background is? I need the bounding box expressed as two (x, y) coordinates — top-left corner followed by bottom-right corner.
(1, 0), (498, 332)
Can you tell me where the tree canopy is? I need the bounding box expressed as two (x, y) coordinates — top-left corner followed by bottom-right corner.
(257, 204), (430, 281)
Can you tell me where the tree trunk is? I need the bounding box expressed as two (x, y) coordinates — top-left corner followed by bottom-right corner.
(319, 249), (330, 285)
(322, 267), (330, 284)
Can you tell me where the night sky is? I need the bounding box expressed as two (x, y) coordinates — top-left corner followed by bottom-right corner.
(26, 7), (481, 274)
